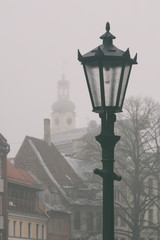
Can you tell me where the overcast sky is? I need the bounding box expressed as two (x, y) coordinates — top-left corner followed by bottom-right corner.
(0, 0), (160, 157)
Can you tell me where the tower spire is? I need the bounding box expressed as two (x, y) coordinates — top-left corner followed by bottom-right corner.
(58, 75), (69, 101)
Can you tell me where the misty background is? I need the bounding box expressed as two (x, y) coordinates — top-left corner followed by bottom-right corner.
(0, 0), (160, 157)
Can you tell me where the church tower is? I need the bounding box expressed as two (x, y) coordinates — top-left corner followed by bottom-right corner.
(51, 76), (75, 134)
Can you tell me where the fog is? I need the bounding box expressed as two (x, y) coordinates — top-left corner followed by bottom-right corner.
(0, 0), (160, 156)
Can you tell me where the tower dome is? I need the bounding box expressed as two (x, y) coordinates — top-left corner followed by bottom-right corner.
(52, 100), (75, 113)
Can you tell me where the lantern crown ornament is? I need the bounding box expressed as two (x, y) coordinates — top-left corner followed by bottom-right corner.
(78, 22), (137, 113)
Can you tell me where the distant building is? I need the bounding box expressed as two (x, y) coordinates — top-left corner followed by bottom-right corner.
(52, 127), (87, 155)
(14, 134), (102, 240)
(14, 135), (74, 240)
(7, 161), (48, 240)
(0, 134), (10, 240)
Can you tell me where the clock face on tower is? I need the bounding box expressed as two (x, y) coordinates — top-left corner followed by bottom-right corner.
(67, 117), (72, 125)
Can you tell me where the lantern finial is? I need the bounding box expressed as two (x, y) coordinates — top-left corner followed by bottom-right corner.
(100, 22), (116, 43)
(106, 22), (110, 32)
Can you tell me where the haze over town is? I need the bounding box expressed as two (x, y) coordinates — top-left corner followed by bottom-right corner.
(0, 0), (160, 156)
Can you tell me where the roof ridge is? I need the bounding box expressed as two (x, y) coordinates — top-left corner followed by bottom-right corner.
(28, 139), (73, 203)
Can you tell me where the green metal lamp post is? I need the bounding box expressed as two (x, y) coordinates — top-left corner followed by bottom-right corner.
(78, 22), (137, 240)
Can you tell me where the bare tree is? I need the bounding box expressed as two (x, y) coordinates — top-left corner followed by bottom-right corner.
(72, 96), (160, 240)
(114, 97), (160, 240)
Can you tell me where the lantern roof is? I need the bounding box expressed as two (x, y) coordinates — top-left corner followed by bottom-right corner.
(78, 22), (137, 64)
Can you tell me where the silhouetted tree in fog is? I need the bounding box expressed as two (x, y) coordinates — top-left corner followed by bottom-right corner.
(73, 96), (160, 240)
(115, 97), (160, 240)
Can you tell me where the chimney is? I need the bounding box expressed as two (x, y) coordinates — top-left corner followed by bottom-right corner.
(44, 119), (51, 145)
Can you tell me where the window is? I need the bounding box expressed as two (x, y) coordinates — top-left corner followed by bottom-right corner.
(8, 220), (10, 236)
(36, 224), (39, 239)
(48, 220), (53, 234)
(53, 192), (60, 205)
(13, 221), (17, 236)
(42, 225), (45, 240)
(59, 89), (62, 95)
(55, 118), (60, 125)
(64, 89), (68, 95)
(54, 219), (59, 234)
(20, 222), (23, 237)
(74, 211), (81, 230)
(67, 118), (72, 125)
(87, 212), (93, 231)
(28, 223), (31, 238)
(59, 219), (64, 234)
(45, 193), (51, 204)
(54, 219), (64, 234)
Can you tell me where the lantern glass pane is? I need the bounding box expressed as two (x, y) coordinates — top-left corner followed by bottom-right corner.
(119, 64), (131, 108)
(85, 62), (101, 107)
(103, 62), (122, 107)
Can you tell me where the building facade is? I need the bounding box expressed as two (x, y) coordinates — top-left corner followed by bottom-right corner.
(7, 161), (48, 240)
(0, 134), (10, 240)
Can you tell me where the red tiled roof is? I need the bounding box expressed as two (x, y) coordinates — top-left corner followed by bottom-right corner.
(7, 161), (37, 187)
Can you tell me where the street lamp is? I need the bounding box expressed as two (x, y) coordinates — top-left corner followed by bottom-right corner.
(78, 22), (137, 240)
